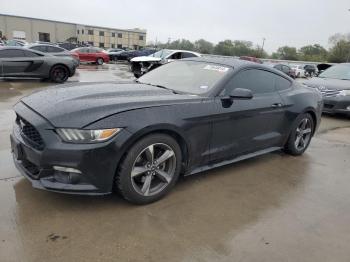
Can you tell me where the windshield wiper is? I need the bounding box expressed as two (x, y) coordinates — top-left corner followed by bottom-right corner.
(137, 81), (179, 94)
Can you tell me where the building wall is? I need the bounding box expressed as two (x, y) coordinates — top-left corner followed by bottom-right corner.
(0, 14), (146, 49)
(76, 25), (146, 49)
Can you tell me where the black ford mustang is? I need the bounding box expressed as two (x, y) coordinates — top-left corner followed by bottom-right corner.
(11, 58), (323, 204)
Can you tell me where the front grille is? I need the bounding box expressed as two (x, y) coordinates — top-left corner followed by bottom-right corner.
(318, 88), (341, 98)
(16, 115), (44, 150)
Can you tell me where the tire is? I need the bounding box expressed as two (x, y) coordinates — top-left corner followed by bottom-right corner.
(50, 65), (69, 83)
(284, 113), (314, 156)
(116, 133), (182, 204)
(96, 58), (104, 65)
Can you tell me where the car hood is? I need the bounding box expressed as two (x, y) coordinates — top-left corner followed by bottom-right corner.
(304, 77), (350, 91)
(20, 82), (198, 128)
(131, 56), (162, 62)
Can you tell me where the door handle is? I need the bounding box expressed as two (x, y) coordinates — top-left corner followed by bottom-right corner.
(271, 103), (283, 108)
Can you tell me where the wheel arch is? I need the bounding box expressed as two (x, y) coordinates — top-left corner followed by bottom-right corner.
(50, 63), (70, 76)
(302, 108), (317, 135)
(117, 125), (190, 176)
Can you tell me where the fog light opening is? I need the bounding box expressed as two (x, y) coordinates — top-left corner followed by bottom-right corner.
(53, 166), (82, 174)
(346, 106), (350, 111)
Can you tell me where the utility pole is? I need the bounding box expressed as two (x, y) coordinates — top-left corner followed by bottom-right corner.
(261, 37), (266, 57)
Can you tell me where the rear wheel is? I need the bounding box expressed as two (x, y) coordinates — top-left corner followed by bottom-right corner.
(50, 65), (69, 83)
(284, 113), (314, 156)
(96, 58), (104, 65)
(116, 134), (182, 204)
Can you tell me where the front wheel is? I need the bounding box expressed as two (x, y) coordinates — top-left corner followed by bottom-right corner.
(50, 65), (69, 83)
(116, 134), (182, 204)
(96, 58), (104, 65)
(284, 113), (314, 156)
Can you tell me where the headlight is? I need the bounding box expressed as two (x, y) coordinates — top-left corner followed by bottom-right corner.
(338, 90), (350, 96)
(56, 128), (121, 143)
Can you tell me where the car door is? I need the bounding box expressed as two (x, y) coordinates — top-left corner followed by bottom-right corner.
(77, 48), (89, 62)
(0, 49), (32, 76)
(209, 68), (286, 163)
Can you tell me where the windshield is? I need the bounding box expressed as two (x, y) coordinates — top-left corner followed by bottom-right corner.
(319, 64), (350, 80)
(149, 49), (172, 59)
(137, 60), (231, 95)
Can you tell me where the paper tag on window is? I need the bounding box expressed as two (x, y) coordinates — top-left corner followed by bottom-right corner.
(203, 65), (229, 73)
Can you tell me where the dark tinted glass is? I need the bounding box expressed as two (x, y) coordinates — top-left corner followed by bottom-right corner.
(275, 75), (292, 91)
(47, 46), (64, 52)
(31, 46), (46, 52)
(0, 49), (25, 58)
(224, 69), (276, 95)
(181, 52), (197, 58)
(282, 65), (290, 73)
(24, 50), (41, 57)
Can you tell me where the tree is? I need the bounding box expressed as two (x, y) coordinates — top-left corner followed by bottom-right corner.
(328, 40), (350, 63)
(272, 46), (298, 60)
(167, 39), (195, 51)
(213, 40), (235, 56)
(194, 39), (214, 54)
(298, 44), (328, 62)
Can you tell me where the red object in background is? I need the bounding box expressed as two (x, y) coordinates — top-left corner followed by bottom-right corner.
(239, 56), (263, 64)
(70, 51), (80, 61)
(70, 47), (110, 64)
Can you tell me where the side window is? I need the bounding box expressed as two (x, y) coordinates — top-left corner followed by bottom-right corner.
(282, 66), (290, 73)
(0, 49), (25, 58)
(47, 46), (63, 53)
(169, 52), (181, 59)
(31, 46), (46, 52)
(275, 75), (292, 91)
(224, 69), (276, 95)
(274, 64), (282, 70)
(181, 52), (197, 58)
(24, 50), (41, 57)
(79, 48), (88, 53)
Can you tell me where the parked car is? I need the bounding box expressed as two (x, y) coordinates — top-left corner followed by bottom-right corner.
(6, 39), (28, 46)
(272, 64), (296, 79)
(71, 47), (109, 65)
(291, 64), (306, 78)
(10, 57), (322, 204)
(303, 63), (350, 116)
(26, 44), (80, 67)
(114, 49), (157, 62)
(239, 56), (263, 64)
(130, 49), (201, 78)
(106, 48), (124, 61)
(0, 40), (5, 46)
(0, 47), (76, 83)
(304, 64), (318, 77)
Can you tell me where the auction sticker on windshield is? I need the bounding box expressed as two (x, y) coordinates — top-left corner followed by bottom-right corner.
(203, 64), (229, 73)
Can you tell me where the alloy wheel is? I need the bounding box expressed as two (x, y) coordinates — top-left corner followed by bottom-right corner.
(131, 143), (176, 196)
(295, 118), (312, 151)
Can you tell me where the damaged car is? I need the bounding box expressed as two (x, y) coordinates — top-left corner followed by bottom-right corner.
(130, 49), (201, 78)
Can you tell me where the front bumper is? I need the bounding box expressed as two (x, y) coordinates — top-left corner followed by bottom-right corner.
(323, 96), (350, 116)
(11, 102), (132, 195)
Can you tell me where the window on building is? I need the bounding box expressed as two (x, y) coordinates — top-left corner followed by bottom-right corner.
(99, 31), (104, 36)
(99, 43), (104, 48)
(117, 44), (122, 49)
(88, 30), (94, 35)
(111, 44), (115, 48)
(38, 32), (50, 42)
(139, 35), (144, 41)
(77, 30), (79, 34)
(118, 33), (122, 38)
(82, 29), (84, 34)
(112, 32), (115, 37)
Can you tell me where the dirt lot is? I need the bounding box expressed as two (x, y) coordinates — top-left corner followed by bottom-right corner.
(0, 64), (350, 262)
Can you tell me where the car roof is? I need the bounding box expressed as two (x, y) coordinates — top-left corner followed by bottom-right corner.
(0, 46), (48, 55)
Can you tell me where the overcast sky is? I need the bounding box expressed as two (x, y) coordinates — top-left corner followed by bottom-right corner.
(1, 0), (349, 53)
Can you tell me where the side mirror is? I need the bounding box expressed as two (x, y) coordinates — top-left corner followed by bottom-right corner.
(229, 88), (253, 99)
